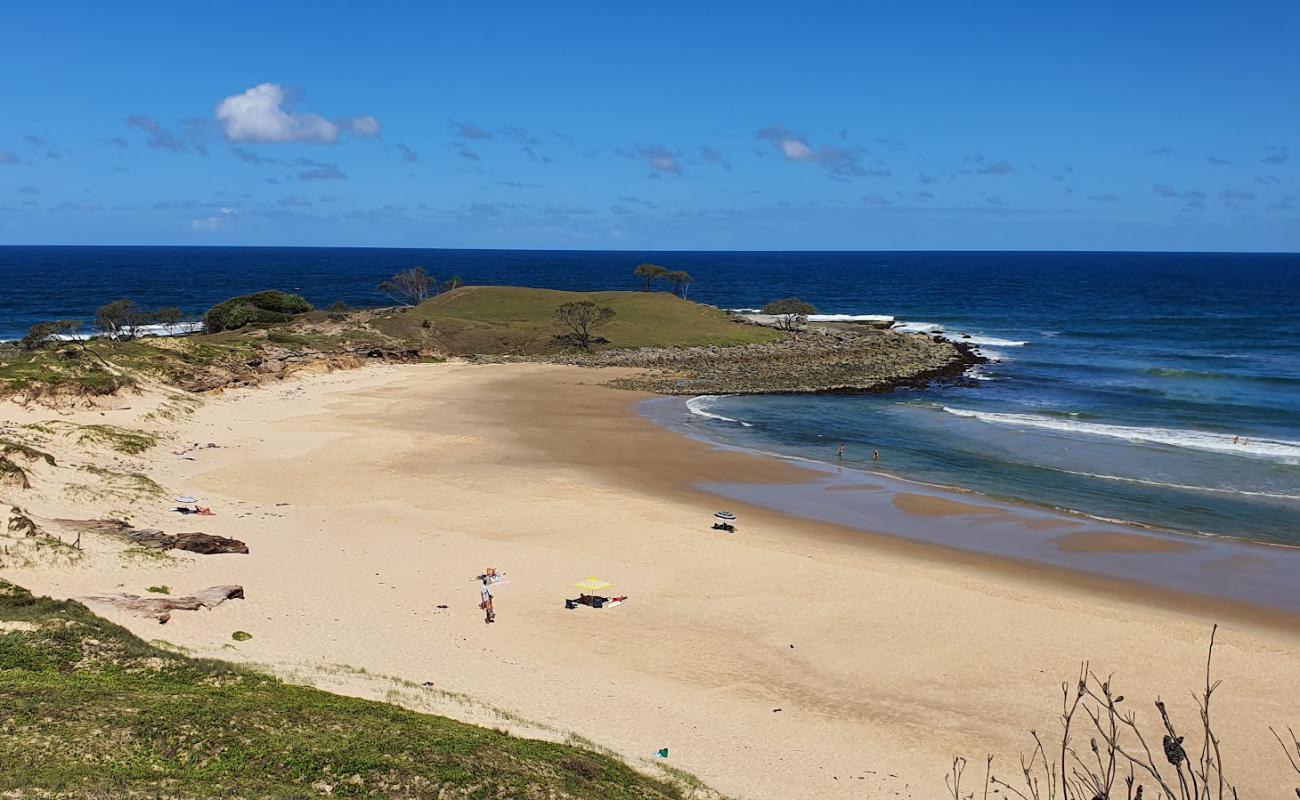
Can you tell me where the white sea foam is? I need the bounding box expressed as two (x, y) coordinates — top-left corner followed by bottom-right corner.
(892, 321), (944, 334)
(891, 320), (1026, 347)
(977, 348), (1011, 363)
(686, 395), (753, 427)
(942, 406), (1300, 462)
(964, 367), (995, 381)
(807, 313), (895, 323)
(958, 334), (1027, 347)
(3, 321), (204, 343)
(1045, 467), (1300, 500)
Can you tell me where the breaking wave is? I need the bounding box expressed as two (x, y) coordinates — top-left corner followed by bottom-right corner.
(686, 396), (753, 427)
(941, 407), (1300, 462)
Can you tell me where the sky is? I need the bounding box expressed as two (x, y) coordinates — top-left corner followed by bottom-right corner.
(1, 0), (1298, 251)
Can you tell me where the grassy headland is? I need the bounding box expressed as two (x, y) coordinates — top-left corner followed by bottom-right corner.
(0, 284), (974, 401)
(377, 286), (782, 353)
(0, 580), (700, 799)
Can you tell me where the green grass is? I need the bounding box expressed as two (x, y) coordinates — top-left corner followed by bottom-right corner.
(27, 420), (157, 455)
(0, 580), (699, 798)
(376, 286), (782, 354)
(0, 345), (134, 397)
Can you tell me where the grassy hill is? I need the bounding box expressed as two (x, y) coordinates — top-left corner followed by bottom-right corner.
(0, 287), (781, 399)
(375, 286), (781, 355)
(0, 580), (703, 799)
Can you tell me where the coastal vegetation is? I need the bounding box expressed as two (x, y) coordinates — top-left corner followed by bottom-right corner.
(631, 263), (695, 298)
(0, 580), (702, 799)
(377, 267), (467, 306)
(202, 290), (314, 332)
(761, 297), (817, 331)
(555, 300), (617, 349)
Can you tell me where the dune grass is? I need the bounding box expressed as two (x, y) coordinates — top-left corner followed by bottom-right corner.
(0, 580), (697, 799)
(376, 286), (782, 354)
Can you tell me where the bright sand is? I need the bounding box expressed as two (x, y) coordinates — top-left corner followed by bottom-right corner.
(5, 362), (1299, 798)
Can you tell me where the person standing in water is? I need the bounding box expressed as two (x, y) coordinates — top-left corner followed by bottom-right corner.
(872, 449), (880, 461)
(837, 443), (845, 460)
(480, 576), (495, 624)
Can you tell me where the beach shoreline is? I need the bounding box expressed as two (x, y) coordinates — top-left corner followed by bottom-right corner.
(642, 395), (1300, 617)
(4, 361), (1299, 799)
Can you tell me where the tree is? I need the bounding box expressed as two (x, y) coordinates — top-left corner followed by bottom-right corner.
(378, 267), (434, 306)
(441, 275), (464, 293)
(151, 307), (184, 335)
(665, 270), (695, 299)
(554, 300), (616, 349)
(762, 297), (817, 331)
(633, 263), (668, 292)
(95, 299), (139, 340)
(21, 320), (83, 351)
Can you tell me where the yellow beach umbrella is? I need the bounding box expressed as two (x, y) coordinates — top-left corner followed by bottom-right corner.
(574, 576), (612, 595)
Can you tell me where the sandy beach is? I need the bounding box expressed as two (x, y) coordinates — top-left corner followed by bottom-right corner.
(5, 362), (1300, 799)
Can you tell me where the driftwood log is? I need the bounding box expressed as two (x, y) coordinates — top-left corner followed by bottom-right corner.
(53, 519), (248, 554)
(82, 585), (244, 624)
(126, 529), (249, 554)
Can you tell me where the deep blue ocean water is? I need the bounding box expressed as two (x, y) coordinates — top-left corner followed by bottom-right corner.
(2, 246), (1298, 543)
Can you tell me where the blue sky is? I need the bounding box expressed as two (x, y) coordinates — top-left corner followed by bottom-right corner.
(1, 1), (1297, 251)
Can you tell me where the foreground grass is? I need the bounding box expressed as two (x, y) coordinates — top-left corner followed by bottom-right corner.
(0, 580), (693, 799)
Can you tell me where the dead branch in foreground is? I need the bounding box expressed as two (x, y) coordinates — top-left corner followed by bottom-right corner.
(948, 626), (1298, 799)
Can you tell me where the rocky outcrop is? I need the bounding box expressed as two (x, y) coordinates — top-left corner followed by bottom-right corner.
(82, 585), (244, 623)
(559, 327), (983, 394)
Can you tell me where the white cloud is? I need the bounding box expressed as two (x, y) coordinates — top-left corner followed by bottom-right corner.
(348, 116), (381, 137)
(781, 139), (813, 160)
(215, 83), (375, 143)
(190, 207), (236, 231)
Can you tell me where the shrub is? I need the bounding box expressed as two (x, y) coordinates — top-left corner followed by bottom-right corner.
(203, 291), (313, 333)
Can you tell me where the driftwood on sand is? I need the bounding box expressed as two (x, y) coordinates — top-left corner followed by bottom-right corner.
(126, 529), (249, 554)
(54, 518), (248, 554)
(82, 585), (244, 624)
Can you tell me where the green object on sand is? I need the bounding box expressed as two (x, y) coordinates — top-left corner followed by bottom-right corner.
(231, 630), (252, 641)
(655, 748), (668, 759)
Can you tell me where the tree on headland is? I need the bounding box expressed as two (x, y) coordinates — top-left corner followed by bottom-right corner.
(95, 299), (143, 340)
(554, 300), (616, 349)
(94, 299), (185, 340)
(441, 275), (464, 293)
(762, 297), (817, 331)
(152, 307), (185, 335)
(633, 263), (668, 292)
(378, 267), (434, 306)
(22, 320), (84, 351)
(665, 270), (695, 299)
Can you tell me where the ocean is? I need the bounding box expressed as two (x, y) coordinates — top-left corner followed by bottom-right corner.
(2, 246), (1298, 544)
